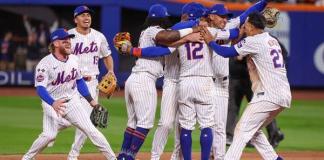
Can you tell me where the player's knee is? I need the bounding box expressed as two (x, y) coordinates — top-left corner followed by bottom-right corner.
(40, 133), (57, 142)
(160, 121), (174, 131)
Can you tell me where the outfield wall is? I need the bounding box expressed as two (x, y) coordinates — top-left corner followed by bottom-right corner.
(0, 0), (323, 88)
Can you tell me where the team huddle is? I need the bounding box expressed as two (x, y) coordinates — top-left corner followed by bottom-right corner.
(22, 1), (291, 160)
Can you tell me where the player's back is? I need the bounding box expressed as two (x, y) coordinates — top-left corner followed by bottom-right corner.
(164, 50), (180, 80)
(177, 41), (213, 77)
(68, 28), (110, 76)
(235, 32), (291, 107)
(132, 26), (164, 77)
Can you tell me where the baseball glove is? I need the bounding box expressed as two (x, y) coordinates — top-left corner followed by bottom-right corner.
(262, 7), (280, 28)
(90, 104), (109, 128)
(113, 32), (132, 55)
(98, 73), (118, 99)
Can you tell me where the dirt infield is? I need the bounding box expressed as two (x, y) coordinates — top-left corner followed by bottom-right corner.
(2, 152), (324, 160)
(1, 87), (324, 100)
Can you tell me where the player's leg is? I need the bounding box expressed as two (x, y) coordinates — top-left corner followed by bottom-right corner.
(65, 98), (116, 160)
(170, 111), (183, 160)
(22, 105), (60, 160)
(118, 76), (136, 159)
(68, 80), (99, 160)
(212, 96), (228, 160)
(178, 78), (196, 160)
(151, 79), (178, 160)
(126, 73), (158, 160)
(224, 101), (284, 160)
(226, 78), (244, 144)
(195, 77), (216, 160)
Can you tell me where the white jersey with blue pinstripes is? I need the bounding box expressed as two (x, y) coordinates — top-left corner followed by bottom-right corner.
(68, 28), (111, 76)
(234, 32), (291, 108)
(34, 54), (82, 100)
(132, 26), (165, 77)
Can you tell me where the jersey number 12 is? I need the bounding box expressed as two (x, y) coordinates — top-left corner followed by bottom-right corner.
(185, 42), (203, 60)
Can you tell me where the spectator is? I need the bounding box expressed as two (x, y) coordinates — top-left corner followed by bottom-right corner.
(25, 31), (41, 72)
(0, 31), (16, 71)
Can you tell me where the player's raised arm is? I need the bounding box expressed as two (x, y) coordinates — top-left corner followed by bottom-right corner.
(237, 0), (268, 26)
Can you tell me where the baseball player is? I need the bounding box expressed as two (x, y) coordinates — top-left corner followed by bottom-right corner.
(66, 5), (115, 160)
(206, 1), (270, 159)
(117, 4), (200, 160)
(202, 12), (291, 160)
(22, 28), (116, 160)
(151, 3), (208, 160)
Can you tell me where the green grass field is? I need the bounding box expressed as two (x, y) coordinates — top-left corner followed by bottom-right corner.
(0, 96), (324, 155)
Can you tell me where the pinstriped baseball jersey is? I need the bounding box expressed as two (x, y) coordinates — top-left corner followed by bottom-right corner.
(132, 26), (165, 77)
(178, 27), (229, 77)
(164, 50), (180, 80)
(68, 28), (111, 76)
(234, 32), (291, 108)
(34, 54), (81, 100)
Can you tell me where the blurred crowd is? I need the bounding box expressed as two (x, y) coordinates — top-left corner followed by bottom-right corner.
(0, 15), (58, 72)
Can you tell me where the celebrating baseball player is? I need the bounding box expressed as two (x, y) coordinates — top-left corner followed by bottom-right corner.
(202, 12), (291, 160)
(22, 28), (116, 160)
(66, 5), (115, 160)
(206, 1), (270, 159)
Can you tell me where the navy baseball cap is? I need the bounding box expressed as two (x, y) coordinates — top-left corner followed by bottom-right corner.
(183, 2), (208, 20)
(208, 4), (233, 18)
(50, 28), (75, 42)
(148, 4), (169, 18)
(74, 5), (94, 17)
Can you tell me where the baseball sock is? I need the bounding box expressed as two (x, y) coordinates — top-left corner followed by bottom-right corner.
(180, 128), (192, 160)
(200, 127), (213, 160)
(118, 127), (135, 159)
(127, 127), (149, 159)
(276, 156), (284, 160)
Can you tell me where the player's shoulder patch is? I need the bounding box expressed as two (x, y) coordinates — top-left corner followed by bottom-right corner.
(237, 38), (246, 48)
(36, 74), (45, 82)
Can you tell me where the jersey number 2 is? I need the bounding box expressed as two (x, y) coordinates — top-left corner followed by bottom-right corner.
(270, 49), (284, 68)
(185, 42), (203, 60)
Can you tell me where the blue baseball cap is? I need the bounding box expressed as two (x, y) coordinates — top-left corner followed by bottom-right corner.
(182, 2), (208, 20)
(148, 4), (169, 18)
(50, 28), (75, 42)
(74, 5), (94, 17)
(208, 4), (233, 18)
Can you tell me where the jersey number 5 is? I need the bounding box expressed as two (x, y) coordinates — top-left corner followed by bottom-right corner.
(185, 42), (203, 60)
(270, 49), (284, 68)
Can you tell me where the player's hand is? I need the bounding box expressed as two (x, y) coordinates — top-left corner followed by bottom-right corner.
(89, 100), (99, 108)
(52, 99), (67, 116)
(184, 33), (203, 43)
(200, 26), (214, 44)
(192, 25), (203, 33)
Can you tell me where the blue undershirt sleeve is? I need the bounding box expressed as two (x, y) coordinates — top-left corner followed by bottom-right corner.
(171, 20), (198, 30)
(76, 78), (90, 97)
(36, 86), (55, 106)
(229, 28), (240, 39)
(132, 46), (172, 58)
(239, 0), (267, 25)
(208, 41), (239, 57)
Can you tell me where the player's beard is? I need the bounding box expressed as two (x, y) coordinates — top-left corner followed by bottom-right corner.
(59, 46), (71, 56)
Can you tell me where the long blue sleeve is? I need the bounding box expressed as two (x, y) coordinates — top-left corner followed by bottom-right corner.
(239, 0), (267, 25)
(208, 41), (239, 57)
(36, 86), (55, 106)
(76, 78), (90, 97)
(131, 46), (172, 58)
(229, 28), (239, 39)
(171, 20), (198, 30)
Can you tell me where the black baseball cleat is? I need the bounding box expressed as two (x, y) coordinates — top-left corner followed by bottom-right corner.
(270, 130), (284, 148)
